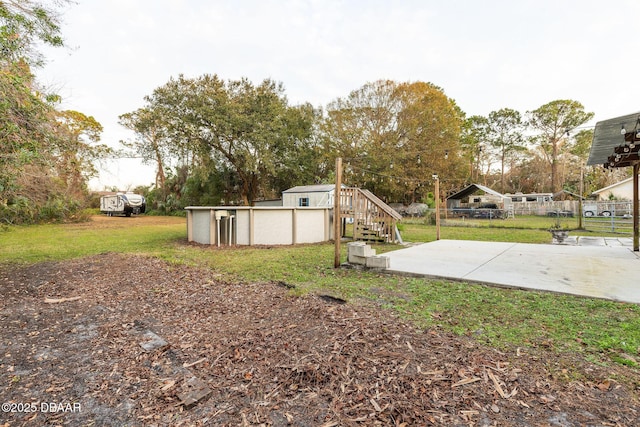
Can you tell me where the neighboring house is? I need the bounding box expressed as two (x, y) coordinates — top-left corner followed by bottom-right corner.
(592, 175), (639, 201)
(446, 184), (511, 209)
(282, 184), (341, 207)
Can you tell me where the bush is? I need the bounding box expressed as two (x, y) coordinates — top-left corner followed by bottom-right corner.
(426, 211), (437, 225)
(0, 196), (36, 224)
(0, 195), (90, 225)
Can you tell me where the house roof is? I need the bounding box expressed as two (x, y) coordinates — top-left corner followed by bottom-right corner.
(446, 184), (508, 201)
(283, 184), (338, 193)
(588, 111), (640, 167)
(592, 176), (634, 195)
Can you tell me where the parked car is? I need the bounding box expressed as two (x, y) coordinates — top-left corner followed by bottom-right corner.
(451, 207), (473, 218)
(477, 203), (503, 219)
(452, 203), (503, 219)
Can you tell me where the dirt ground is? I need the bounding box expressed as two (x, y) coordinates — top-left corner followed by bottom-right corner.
(1, 249), (640, 426)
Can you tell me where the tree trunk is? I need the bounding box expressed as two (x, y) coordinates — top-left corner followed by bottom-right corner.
(500, 150), (505, 193)
(155, 151), (166, 189)
(149, 132), (166, 195)
(551, 138), (560, 193)
(240, 173), (258, 206)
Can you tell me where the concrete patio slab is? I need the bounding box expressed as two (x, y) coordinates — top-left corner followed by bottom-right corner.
(385, 239), (640, 304)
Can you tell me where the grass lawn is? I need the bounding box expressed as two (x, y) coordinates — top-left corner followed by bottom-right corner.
(0, 216), (186, 263)
(2, 214), (639, 368)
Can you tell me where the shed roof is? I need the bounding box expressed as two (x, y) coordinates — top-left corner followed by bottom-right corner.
(447, 184), (508, 201)
(588, 112), (640, 166)
(283, 184), (338, 193)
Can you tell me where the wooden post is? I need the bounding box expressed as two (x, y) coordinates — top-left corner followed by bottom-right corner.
(334, 157), (342, 267)
(353, 188), (358, 240)
(434, 175), (441, 240)
(578, 162), (584, 229)
(633, 163), (639, 252)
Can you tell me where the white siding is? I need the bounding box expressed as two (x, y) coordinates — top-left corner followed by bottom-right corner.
(185, 207), (332, 246)
(283, 191), (333, 207)
(595, 180), (635, 201)
(235, 210), (251, 245)
(253, 210), (293, 245)
(190, 210), (212, 244)
(296, 209), (328, 243)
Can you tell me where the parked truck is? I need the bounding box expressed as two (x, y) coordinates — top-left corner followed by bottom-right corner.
(100, 192), (146, 217)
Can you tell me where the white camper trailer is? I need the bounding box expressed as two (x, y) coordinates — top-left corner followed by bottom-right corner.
(100, 192), (146, 217)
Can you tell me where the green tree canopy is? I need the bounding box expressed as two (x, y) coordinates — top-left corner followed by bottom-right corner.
(460, 115), (489, 184)
(53, 110), (108, 197)
(527, 100), (594, 193)
(0, 0), (66, 67)
(127, 74), (318, 205)
(485, 108), (526, 193)
(0, 0), (106, 224)
(119, 107), (172, 190)
(322, 80), (464, 203)
(0, 64), (52, 203)
(0, 0), (67, 205)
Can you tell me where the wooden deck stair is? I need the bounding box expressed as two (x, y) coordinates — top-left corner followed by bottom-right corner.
(338, 187), (403, 243)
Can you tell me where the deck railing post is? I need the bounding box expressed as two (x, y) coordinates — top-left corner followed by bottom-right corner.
(334, 157), (342, 267)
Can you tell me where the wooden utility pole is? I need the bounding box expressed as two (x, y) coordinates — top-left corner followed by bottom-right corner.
(334, 157), (342, 267)
(633, 163), (639, 252)
(578, 162), (584, 229)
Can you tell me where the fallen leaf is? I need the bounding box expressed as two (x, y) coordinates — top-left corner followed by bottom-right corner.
(487, 370), (508, 399)
(161, 380), (176, 391)
(452, 377), (481, 387)
(597, 379), (611, 391)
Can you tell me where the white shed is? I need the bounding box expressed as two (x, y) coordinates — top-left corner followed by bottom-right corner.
(282, 184), (341, 208)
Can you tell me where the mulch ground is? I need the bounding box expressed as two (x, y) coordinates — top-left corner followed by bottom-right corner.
(1, 252), (639, 426)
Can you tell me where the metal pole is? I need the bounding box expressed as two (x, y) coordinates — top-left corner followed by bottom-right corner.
(434, 175), (441, 240)
(216, 218), (221, 247)
(334, 157), (343, 267)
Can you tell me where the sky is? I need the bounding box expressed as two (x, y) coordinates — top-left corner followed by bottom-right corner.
(37, 0), (640, 191)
